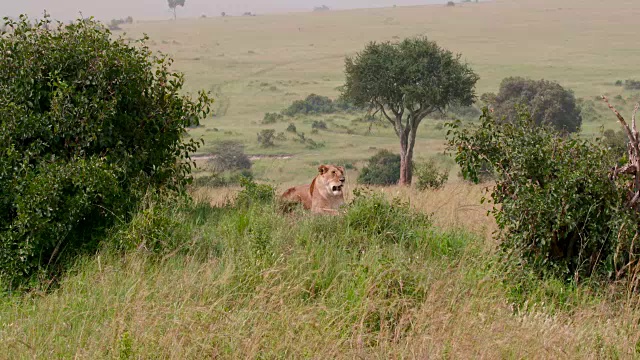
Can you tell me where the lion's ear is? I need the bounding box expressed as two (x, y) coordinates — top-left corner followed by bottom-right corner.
(318, 165), (328, 174)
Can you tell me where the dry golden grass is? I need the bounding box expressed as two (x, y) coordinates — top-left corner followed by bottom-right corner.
(116, 0), (640, 185)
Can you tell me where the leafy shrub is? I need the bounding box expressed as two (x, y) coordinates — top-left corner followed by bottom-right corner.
(257, 129), (276, 147)
(0, 15), (212, 288)
(414, 158), (449, 190)
(615, 80), (624, 86)
(486, 77), (583, 133)
(448, 108), (637, 280)
(358, 150), (402, 186)
(275, 132), (287, 141)
(262, 112), (283, 124)
(209, 140), (251, 172)
(286, 123), (297, 132)
(235, 177), (275, 208)
(282, 94), (359, 117)
(283, 94), (334, 116)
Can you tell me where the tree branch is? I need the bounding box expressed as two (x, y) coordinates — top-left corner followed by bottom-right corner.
(603, 96), (640, 208)
(603, 96), (635, 141)
(633, 103), (639, 140)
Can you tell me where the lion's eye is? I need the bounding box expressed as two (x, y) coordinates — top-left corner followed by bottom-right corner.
(331, 171), (335, 174)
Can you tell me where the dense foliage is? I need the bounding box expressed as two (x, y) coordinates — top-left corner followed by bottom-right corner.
(0, 15), (212, 288)
(358, 150), (402, 186)
(448, 109), (637, 280)
(483, 77), (582, 133)
(342, 36), (478, 185)
(282, 94), (359, 116)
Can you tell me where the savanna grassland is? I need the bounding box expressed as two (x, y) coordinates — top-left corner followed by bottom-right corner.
(119, 0), (640, 187)
(4, 0), (640, 359)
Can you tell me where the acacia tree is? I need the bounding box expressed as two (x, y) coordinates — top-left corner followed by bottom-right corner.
(342, 37), (478, 185)
(168, 0), (186, 20)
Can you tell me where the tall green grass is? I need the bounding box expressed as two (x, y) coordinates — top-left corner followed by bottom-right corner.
(1, 187), (639, 358)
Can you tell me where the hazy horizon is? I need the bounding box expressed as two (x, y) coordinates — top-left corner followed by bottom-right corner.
(1, 0), (453, 22)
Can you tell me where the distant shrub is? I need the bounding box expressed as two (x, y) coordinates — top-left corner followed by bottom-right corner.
(282, 94), (360, 116)
(108, 17), (132, 30)
(193, 169), (253, 188)
(313, 5), (330, 12)
(446, 1), (455, 6)
(262, 112), (283, 124)
(615, 80), (624, 86)
(257, 129), (276, 147)
(487, 77), (582, 133)
(624, 79), (640, 90)
(286, 123), (297, 132)
(235, 177), (275, 208)
(209, 140), (252, 172)
(283, 94), (334, 116)
(0, 15), (212, 288)
(312, 120), (327, 130)
(414, 158), (449, 190)
(275, 132), (287, 141)
(358, 150), (402, 186)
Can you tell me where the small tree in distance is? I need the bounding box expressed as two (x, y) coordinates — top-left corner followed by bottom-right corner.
(168, 0), (186, 20)
(342, 37), (479, 185)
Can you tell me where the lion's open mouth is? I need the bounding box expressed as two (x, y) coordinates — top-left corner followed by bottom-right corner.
(332, 185), (343, 193)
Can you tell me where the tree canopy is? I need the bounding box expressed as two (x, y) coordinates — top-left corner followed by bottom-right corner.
(484, 77), (582, 133)
(342, 37), (478, 185)
(168, 0), (186, 19)
(0, 15), (211, 288)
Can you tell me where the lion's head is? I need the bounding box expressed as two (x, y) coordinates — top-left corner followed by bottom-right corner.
(313, 164), (346, 197)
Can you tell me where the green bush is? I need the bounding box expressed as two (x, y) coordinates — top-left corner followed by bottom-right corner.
(311, 120), (328, 130)
(257, 129), (276, 147)
(0, 15), (212, 288)
(286, 123), (297, 133)
(282, 94), (359, 116)
(358, 150), (402, 186)
(448, 108), (637, 280)
(486, 77), (582, 133)
(262, 112), (283, 124)
(235, 177), (275, 209)
(414, 158), (449, 190)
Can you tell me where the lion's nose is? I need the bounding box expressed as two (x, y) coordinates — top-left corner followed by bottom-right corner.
(340, 177), (345, 183)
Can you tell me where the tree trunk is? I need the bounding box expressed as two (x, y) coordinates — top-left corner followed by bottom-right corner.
(172, 8), (177, 20)
(399, 151), (411, 185)
(398, 120), (418, 186)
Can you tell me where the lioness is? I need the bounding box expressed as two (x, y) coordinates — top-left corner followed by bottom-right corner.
(280, 164), (346, 214)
